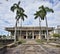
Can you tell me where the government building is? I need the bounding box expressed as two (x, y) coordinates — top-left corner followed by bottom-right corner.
(5, 27), (54, 40)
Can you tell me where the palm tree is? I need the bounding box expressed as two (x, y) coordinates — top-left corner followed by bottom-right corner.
(34, 10), (45, 39)
(39, 5), (54, 42)
(10, 1), (27, 43)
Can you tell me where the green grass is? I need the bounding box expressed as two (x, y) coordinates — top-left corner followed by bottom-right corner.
(0, 44), (5, 48)
(6, 39), (26, 48)
(36, 39), (44, 44)
(56, 45), (60, 47)
(49, 43), (60, 48)
(0, 45), (4, 47)
(18, 39), (26, 44)
(0, 40), (22, 48)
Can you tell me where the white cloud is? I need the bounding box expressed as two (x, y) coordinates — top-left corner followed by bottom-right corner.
(0, 0), (60, 35)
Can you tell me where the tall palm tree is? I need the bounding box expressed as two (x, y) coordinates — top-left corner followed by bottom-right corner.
(39, 5), (54, 42)
(34, 10), (45, 39)
(10, 1), (27, 43)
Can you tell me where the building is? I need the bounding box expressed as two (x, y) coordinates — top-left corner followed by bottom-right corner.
(54, 25), (60, 34)
(5, 27), (54, 40)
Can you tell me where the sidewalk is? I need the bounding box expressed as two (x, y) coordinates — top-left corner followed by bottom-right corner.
(43, 42), (60, 48)
(48, 43), (60, 46)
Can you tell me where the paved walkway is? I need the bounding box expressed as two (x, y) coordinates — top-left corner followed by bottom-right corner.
(5, 40), (60, 54)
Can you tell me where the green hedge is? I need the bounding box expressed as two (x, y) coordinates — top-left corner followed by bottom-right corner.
(53, 33), (60, 38)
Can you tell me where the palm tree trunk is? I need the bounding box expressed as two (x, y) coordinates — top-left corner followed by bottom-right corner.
(45, 16), (49, 42)
(14, 19), (18, 43)
(20, 18), (22, 40)
(39, 18), (41, 39)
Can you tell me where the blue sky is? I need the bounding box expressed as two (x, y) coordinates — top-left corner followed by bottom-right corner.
(0, 0), (60, 35)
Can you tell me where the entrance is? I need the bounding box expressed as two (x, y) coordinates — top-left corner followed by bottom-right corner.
(24, 36), (26, 39)
(42, 35), (45, 39)
(28, 36), (32, 39)
(28, 31), (32, 39)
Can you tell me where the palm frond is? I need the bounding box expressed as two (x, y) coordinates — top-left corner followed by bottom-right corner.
(34, 10), (45, 20)
(34, 11), (39, 19)
(10, 3), (18, 12)
(19, 7), (25, 12)
(39, 5), (44, 10)
(39, 5), (46, 13)
(22, 17), (24, 21)
(45, 7), (54, 13)
(23, 14), (27, 18)
(39, 10), (45, 20)
(10, 1), (27, 21)
(47, 9), (54, 13)
(10, 5), (16, 12)
(16, 7), (25, 14)
(15, 14), (20, 21)
(34, 16), (38, 19)
(14, 3), (18, 6)
(18, 1), (20, 5)
(16, 12), (27, 21)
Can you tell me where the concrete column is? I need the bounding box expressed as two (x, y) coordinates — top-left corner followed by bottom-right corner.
(45, 33), (46, 39)
(26, 31), (28, 39)
(32, 31), (34, 39)
(39, 31), (40, 39)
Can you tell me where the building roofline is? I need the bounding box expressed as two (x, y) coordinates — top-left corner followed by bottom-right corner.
(5, 26), (54, 32)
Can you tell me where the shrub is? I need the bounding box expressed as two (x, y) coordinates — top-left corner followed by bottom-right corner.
(53, 33), (60, 38)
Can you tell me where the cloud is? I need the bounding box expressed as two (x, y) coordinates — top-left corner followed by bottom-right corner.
(0, 0), (60, 35)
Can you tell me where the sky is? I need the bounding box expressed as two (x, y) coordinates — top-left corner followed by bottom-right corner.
(0, 0), (60, 35)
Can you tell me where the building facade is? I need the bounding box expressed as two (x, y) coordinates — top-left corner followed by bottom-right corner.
(5, 27), (54, 40)
(54, 25), (60, 34)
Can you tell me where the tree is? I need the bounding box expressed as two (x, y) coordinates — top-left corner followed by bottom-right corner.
(10, 1), (27, 43)
(3, 35), (6, 39)
(39, 5), (54, 42)
(53, 33), (60, 38)
(0, 35), (2, 39)
(34, 9), (45, 39)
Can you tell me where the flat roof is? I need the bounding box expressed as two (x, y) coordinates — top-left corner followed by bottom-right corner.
(5, 26), (54, 32)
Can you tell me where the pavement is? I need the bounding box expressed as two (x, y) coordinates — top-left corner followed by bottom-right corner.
(5, 40), (60, 54)
(48, 43), (60, 46)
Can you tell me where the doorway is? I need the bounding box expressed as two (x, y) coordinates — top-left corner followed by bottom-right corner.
(28, 31), (32, 39)
(28, 36), (32, 39)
